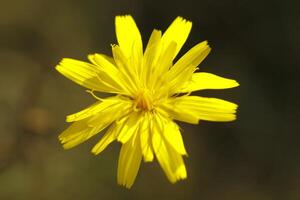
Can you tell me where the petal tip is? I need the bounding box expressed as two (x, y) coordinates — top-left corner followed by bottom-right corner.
(176, 16), (192, 25)
(234, 80), (240, 87)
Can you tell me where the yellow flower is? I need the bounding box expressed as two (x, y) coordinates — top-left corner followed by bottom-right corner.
(56, 15), (239, 188)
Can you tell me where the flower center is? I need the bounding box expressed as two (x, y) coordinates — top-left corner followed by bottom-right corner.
(134, 89), (153, 111)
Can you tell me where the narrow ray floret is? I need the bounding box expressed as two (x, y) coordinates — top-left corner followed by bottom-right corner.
(56, 15), (239, 188)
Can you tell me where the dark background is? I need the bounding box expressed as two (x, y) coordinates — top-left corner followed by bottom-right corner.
(1, 0), (299, 199)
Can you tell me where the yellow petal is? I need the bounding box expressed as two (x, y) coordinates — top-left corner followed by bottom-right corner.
(115, 15), (143, 58)
(117, 133), (142, 188)
(87, 53), (130, 95)
(161, 16), (192, 59)
(139, 113), (154, 162)
(117, 112), (141, 144)
(172, 41), (210, 73)
(151, 41), (177, 90)
(162, 118), (187, 155)
(111, 45), (139, 92)
(92, 113), (132, 155)
(86, 102), (132, 127)
(145, 29), (162, 52)
(128, 40), (144, 84)
(166, 41), (211, 93)
(157, 105), (199, 124)
(56, 58), (112, 91)
(66, 96), (128, 122)
(88, 53), (116, 67)
(142, 29), (162, 87)
(152, 115), (187, 183)
(178, 72), (239, 93)
(59, 100), (131, 149)
(162, 96), (238, 123)
(58, 116), (109, 149)
(91, 124), (117, 155)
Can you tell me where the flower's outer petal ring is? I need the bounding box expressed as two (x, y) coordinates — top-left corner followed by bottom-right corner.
(159, 96), (238, 124)
(59, 101), (131, 149)
(66, 96), (130, 122)
(115, 15), (143, 58)
(91, 124), (117, 155)
(56, 58), (120, 93)
(117, 133), (142, 188)
(161, 16), (192, 59)
(152, 115), (187, 183)
(178, 72), (239, 93)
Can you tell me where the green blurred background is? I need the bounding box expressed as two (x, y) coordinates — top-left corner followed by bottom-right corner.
(1, 0), (299, 199)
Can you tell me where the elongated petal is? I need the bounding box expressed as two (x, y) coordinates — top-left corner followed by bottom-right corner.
(178, 72), (239, 93)
(117, 112), (141, 144)
(58, 116), (109, 149)
(86, 103), (132, 127)
(112, 45), (139, 93)
(161, 96), (238, 124)
(166, 41), (211, 93)
(66, 96), (128, 122)
(59, 100), (131, 149)
(145, 29), (162, 52)
(92, 113), (133, 155)
(151, 41), (177, 90)
(142, 29), (162, 86)
(172, 41), (210, 73)
(161, 17), (192, 59)
(56, 58), (113, 91)
(117, 133), (142, 188)
(91, 124), (117, 155)
(163, 119), (187, 155)
(157, 104), (199, 124)
(129, 40), (144, 83)
(152, 115), (187, 183)
(88, 53), (116, 68)
(139, 113), (154, 162)
(115, 15), (143, 58)
(87, 53), (130, 94)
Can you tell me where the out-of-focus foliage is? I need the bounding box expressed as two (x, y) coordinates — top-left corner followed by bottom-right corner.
(0, 0), (299, 199)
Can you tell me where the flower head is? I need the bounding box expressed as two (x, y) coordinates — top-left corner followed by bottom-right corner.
(56, 15), (239, 188)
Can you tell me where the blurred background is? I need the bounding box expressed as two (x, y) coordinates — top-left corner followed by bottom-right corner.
(1, 0), (299, 199)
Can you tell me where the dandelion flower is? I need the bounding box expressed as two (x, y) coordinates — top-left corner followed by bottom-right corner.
(56, 15), (239, 188)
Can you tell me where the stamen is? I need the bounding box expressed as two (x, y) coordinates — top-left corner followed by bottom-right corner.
(133, 103), (139, 112)
(86, 90), (104, 101)
(134, 89), (153, 111)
